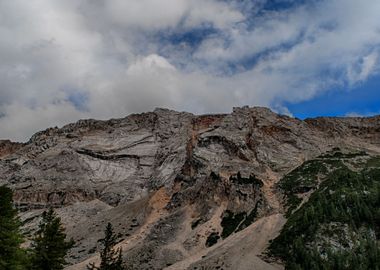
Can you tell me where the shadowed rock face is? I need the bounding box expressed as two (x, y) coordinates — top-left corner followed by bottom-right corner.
(1, 107), (379, 269)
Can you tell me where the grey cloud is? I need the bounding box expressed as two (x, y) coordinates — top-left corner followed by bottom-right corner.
(0, 0), (379, 141)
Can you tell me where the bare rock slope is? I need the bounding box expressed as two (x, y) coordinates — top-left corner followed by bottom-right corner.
(1, 107), (379, 269)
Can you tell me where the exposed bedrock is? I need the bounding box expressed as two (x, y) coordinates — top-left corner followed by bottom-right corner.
(1, 107), (380, 269)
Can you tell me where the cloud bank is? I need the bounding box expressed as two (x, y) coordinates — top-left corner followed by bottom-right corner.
(0, 0), (380, 141)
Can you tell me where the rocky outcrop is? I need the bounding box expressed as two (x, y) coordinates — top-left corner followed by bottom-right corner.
(0, 140), (23, 158)
(1, 107), (379, 269)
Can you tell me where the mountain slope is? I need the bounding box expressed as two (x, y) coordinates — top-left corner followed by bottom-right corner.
(0, 107), (379, 269)
(268, 151), (380, 270)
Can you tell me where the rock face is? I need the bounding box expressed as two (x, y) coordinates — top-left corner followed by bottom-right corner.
(0, 107), (379, 269)
(0, 140), (24, 158)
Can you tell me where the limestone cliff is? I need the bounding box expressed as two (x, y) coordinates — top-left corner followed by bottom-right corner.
(1, 107), (379, 269)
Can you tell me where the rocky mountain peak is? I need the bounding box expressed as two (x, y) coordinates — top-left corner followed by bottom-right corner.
(1, 107), (379, 269)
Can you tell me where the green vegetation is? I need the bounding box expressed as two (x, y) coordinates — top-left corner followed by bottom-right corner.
(0, 186), (28, 270)
(269, 152), (380, 270)
(205, 232), (220, 247)
(318, 149), (367, 159)
(279, 150), (368, 216)
(218, 172), (264, 239)
(220, 200), (261, 239)
(236, 200), (261, 232)
(0, 185), (74, 270)
(87, 222), (126, 270)
(220, 210), (246, 239)
(366, 156), (380, 168)
(230, 172), (263, 187)
(30, 208), (74, 270)
(280, 159), (329, 215)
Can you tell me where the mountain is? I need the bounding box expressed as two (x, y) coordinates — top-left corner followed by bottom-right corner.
(0, 106), (379, 270)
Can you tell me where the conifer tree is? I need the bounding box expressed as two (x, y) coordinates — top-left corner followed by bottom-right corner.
(87, 222), (125, 270)
(30, 208), (74, 270)
(0, 185), (27, 270)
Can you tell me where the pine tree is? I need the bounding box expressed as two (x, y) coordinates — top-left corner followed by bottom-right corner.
(0, 185), (27, 270)
(30, 208), (74, 270)
(87, 223), (125, 270)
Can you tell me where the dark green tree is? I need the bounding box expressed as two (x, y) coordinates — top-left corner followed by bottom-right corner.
(30, 208), (74, 270)
(87, 223), (125, 270)
(0, 185), (28, 270)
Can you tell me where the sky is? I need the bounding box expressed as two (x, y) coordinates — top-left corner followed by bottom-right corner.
(0, 0), (379, 141)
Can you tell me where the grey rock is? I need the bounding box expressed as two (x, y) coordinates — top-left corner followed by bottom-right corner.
(1, 107), (380, 269)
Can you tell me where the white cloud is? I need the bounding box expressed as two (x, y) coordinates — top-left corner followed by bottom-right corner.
(0, 102), (89, 141)
(347, 51), (379, 85)
(0, 0), (380, 141)
(105, 0), (243, 30)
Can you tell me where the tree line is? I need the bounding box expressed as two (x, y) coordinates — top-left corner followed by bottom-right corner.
(0, 185), (126, 270)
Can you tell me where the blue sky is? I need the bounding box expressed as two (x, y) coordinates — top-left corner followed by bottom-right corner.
(0, 0), (379, 141)
(288, 74), (380, 119)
